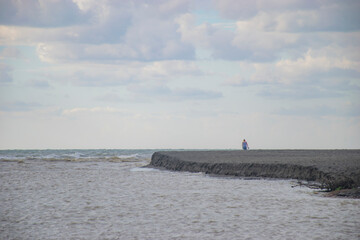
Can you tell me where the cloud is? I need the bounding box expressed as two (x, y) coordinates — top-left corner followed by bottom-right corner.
(171, 87), (223, 100)
(177, 13), (299, 61)
(275, 102), (360, 117)
(95, 93), (123, 102)
(0, 101), (42, 112)
(41, 60), (203, 87)
(36, 41), (194, 63)
(96, 85), (224, 104)
(1, 0), (359, 65)
(345, 102), (360, 117)
(224, 49), (360, 100)
(274, 51), (360, 80)
(59, 69), (135, 87)
(214, 0), (360, 32)
(276, 105), (337, 117)
(62, 106), (126, 115)
(259, 85), (346, 100)
(0, 62), (13, 84)
(226, 73), (359, 100)
(1, 0), (196, 62)
(0, 0), (89, 27)
(3, 0), (358, 64)
(233, 50), (359, 83)
(26, 79), (51, 89)
(0, 46), (22, 59)
(214, 0), (322, 20)
(176, 1), (360, 62)
(127, 84), (223, 102)
(141, 60), (202, 78)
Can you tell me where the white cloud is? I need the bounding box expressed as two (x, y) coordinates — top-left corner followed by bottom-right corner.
(62, 106), (126, 115)
(127, 84), (222, 102)
(214, 0), (360, 32)
(39, 60), (203, 87)
(176, 13), (294, 61)
(228, 50), (360, 83)
(142, 60), (202, 78)
(175, 1), (360, 62)
(275, 104), (360, 117)
(36, 40), (193, 63)
(95, 93), (124, 103)
(274, 2), (360, 32)
(176, 13), (212, 47)
(224, 49), (360, 102)
(1, 0), (195, 62)
(274, 51), (360, 81)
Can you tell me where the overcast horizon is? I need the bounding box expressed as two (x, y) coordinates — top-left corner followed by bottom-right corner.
(0, 0), (359, 150)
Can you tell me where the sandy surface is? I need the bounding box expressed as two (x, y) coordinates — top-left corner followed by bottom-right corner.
(150, 150), (360, 192)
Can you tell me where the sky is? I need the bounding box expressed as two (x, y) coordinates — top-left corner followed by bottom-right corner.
(0, 0), (359, 149)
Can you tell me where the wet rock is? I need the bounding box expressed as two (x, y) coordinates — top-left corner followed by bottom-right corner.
(149, 150), (360, 191)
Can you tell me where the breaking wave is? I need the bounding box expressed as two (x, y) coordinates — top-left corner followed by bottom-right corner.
(0, 149), (155, 163)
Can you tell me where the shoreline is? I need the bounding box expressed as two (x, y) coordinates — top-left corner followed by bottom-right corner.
(148, 150), (360, 198)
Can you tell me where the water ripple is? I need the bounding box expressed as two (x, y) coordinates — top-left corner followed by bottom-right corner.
(0, 160), (359, 239)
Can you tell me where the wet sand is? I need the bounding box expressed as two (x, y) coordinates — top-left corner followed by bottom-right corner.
(149, 150), (360, 195)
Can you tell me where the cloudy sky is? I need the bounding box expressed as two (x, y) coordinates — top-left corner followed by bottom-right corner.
(0, 0), (359, 149)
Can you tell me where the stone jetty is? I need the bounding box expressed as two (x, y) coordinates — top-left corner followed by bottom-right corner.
(149, 150), (360, 193)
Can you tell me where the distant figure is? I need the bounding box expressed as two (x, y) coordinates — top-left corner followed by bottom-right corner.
(242, 139), (249, 150)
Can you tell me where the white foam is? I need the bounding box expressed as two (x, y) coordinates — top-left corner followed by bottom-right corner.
(130, 167), (158, 172)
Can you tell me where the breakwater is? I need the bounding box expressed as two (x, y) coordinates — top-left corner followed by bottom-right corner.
(149, 150), (360, 192)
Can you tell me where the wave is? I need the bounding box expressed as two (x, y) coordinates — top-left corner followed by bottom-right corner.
(130, 166), (159, 172)
(0, 150), (154, 163)
(0, 156), (151, 163)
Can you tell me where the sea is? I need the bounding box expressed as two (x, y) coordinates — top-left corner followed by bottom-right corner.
(0, 149), (359, 240)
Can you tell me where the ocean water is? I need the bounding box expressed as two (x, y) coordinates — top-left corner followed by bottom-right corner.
(0, 149), (359, 240)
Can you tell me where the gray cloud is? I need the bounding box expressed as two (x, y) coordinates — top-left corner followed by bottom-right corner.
(0, 0), (89, 27)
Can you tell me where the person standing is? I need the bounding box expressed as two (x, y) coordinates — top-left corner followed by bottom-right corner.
(242, 139), (249, 150)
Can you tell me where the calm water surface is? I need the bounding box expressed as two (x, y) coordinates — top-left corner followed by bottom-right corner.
(0, 150), (359, 239)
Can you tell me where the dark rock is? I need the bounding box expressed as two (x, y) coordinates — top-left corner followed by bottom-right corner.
(149, 150), (360, 191)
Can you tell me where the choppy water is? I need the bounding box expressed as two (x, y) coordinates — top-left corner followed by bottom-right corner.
(0, 150), (359, 240)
